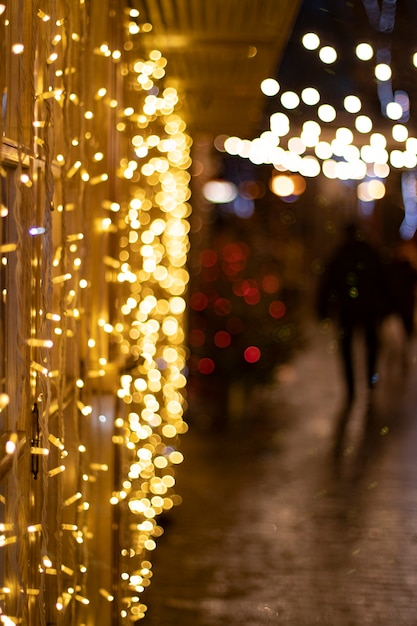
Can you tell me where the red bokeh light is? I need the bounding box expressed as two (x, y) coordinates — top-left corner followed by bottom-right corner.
(244, 346), (261, 363)
(198, 358), (215, 374)
(213, 297), (232, 316)
(190, 292), (209, 311)
(262, 274), (280, 294)
(214, 331), (232, 348)
(244, 290), (260, 305)
(269, 300), (286, 319)
(201, 248), (218, 267)
(188, 329), (206, 347)
(222, 242), (249, 262)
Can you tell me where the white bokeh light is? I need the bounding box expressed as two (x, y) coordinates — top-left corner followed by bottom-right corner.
(318, 104), (336, 122)
(356, 42), (374, 61)
(335, 127), (354, 144)
(202, 180), (238, 203)
(261, 78), (280, 96)
(301, 87), (320, 105)
(281, 91), (300, 109)
(319, 46), (337, 64)
(355, 115), (373, 133)
(375, 63), (392, 81)
(386, 101), (403, 120)
(344, 95), (362, 113)
(392, 124), (409, 142)
(270, 112), (290, 137)
(315, 141), (333, 160)
(302, 32), (320, 50)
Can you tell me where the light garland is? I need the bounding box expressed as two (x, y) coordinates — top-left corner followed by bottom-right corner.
(223, 17), (417, 206)
(0, 0), (191, 623)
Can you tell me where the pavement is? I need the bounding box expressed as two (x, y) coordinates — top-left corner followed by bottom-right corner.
(142, 316), (417, 626)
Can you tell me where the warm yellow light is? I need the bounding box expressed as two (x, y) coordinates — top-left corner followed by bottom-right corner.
(270, 175), (294, 197)
(12, 43), (24, 54)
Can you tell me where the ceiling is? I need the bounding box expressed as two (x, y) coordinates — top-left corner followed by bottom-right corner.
(132, 0), (303, 139)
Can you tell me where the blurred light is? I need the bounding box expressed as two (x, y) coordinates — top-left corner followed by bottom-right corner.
(357, 179), (386, 201)
(406, 137), (417, 153)
(356, 42), (374, 61)
(262, 275), (280, 293)
(233, 197), (255, 218)
(318, 104), (336, 122)
(335, 127), (353, 144)
(375, 63), (392, 81)
(344, 95), (362, 113)
(280, 91), (300, 109)
(270, 175), (294, 197)
(270, 112), (290, 137)
(214, 331), (232, 348)
(370, 132), (387, 149)
(197, 358), (215, 374)
(357, 181), (373, 202)
(355, 115), (373, 133)
(202, 180), (238, 203)
(269, 301), (286, 319)
(300, 156), (321, 177)
(392, 124), (408, 142)
(315, 141), (332, 159)
(319, 46), (337, 64)
(224, 136), (243, 155)
(390, 150), (405, 168)
(386, 101), (403, 120)
(301, 130), (320, 148)
(368, 179), (386, 199)
(301, 87), (320, 105)
(244, 346), (261, 363)
(374, 162), (390, 177)
(302, 32), (320, 50)
(261, 78), (280, 96)
(288, 137), (306, 154)
(322, 159), (337, 179)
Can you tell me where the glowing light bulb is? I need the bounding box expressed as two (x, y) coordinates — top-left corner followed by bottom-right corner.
(260, 78), (279, 96)
(319, 46), (337, 64)
(356, 42), (374, 61)
(302, 32), (320, 50)
(375, 63), (392, 81)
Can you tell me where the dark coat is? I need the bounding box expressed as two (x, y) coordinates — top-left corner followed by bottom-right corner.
(317, 236), (388, 328)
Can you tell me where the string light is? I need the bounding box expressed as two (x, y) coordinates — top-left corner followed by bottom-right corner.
(222, 24), (417, 203)
(0, 1), (190, 623)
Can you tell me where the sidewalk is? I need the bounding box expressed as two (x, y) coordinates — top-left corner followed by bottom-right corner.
(143, 320), (417, 625)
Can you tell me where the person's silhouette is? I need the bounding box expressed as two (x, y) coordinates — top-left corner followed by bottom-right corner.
(316, 221), (388, 404)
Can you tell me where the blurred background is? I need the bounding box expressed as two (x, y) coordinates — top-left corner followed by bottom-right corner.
(136, 0), (417, 425)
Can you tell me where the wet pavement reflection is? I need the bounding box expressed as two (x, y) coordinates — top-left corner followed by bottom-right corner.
(144, 321), (417, 625)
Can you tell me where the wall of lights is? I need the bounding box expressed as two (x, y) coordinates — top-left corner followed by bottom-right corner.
(0, 1), (191, 624)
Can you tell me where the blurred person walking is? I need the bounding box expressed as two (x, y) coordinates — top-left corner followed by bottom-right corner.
(316, 221), (388, 405)
(384, 239), (417, 372)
